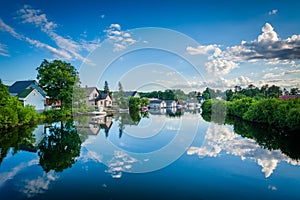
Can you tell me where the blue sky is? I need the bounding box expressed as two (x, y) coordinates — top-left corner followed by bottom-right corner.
(0, 0), (300, 92)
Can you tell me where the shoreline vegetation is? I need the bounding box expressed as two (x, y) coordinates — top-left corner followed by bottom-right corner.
(0, 80), (43, 129)
(201, 97), (300, 132)
(1, 59), (300, 132)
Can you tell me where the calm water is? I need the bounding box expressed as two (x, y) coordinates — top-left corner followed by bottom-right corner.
(1, 109), (300, 200)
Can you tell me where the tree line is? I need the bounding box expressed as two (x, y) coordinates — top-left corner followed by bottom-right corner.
(201, 84), (299, 101)
(201, 94), (300, 131)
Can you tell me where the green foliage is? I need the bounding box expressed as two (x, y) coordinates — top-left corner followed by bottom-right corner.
(0, 124), (36, 165)
(244, 98), (300, 130)
(230, 93), (247, 101)
(18, 105), (39, 124)
(201, 99), (226, 124)
(226, 97), (255, 118)
(140, 97), (150, 107)
(201, 99), (213, 114)
(0, 80), (40, 129)
(202, 96), (300, 131)
(225, 89), (234, 101)
(43, 109), (72, 122)
(72, 85), (89, 113)
(287, 106), (300, 131)
(129, 109), (141, 123)
(140, 89), (185, 100)
(36, 59), (79, 110)
(128, 96), (140, 111)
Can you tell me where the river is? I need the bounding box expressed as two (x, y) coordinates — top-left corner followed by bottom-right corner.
(1, 108), (300, 199)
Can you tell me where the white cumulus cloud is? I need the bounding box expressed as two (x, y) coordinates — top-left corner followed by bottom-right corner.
(187, 23), (300, 75)
(104, 23), (136, 52)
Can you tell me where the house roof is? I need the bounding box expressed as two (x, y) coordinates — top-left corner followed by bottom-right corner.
(18, 88), (34, 98)
(124, 91), (138, 98)
(84, 87), (99, 96)
(96, 93), (111, 100)
(9, 80), (36, 94)
(8, 80), (46, 98)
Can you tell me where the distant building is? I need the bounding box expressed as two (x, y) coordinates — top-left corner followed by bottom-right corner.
(165, 100), (177, 108)
(279, 95), (300, 100)
(149, 99), (166, 109)
(124, 91), (140, 99)
(8, 80), (46, 112)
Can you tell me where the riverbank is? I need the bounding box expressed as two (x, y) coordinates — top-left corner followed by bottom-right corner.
(201, 97), (300, 131)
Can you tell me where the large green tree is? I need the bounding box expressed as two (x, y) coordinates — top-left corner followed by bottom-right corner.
(36, 60), (80, 110)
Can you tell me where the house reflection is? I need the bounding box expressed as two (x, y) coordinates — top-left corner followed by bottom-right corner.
(76, 115), (113, 137)
(115, 112), (141, 138)
(18, 124), (45, 153)
(148, 108), (166, 115)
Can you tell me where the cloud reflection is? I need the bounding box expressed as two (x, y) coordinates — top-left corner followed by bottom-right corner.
(17, 171), (59, 198)
(188, 124), (300, 178)
(0, 159), (38, 187)
(105, 151), (137, 179)
(80, 147), (138, 179)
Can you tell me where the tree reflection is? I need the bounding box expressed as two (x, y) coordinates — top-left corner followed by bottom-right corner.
(0, 125), (36, 165)
(115, 111), (142, 138)
(38, 120), (81, 172)
(202, 112), (300, 160)
(166, 108), (184, 118)
(129, 109), (141, 123)
(225, 116), (300, 160)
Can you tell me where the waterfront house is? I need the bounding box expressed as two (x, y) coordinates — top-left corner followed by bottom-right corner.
(165, 100), (177, 108)
(149, 99), (166, 109)
(84, 87), (100, 109)
(8, 80), (46, 112)
(96, 93), (112, 110)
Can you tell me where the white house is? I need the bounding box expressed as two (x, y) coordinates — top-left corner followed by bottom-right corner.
(165, 100), (177, 108)
(84, 87), (100, 109)
(149, 99), (166, 109)
(19, 88), (45, 111)
(9, 80), (46, 112)
(96, 93), (113, 110)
